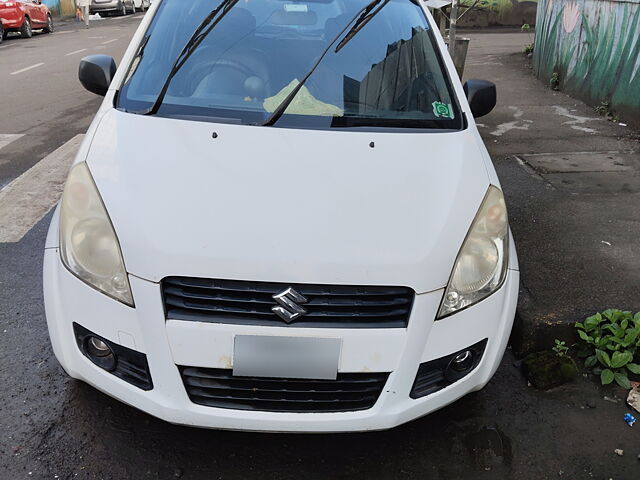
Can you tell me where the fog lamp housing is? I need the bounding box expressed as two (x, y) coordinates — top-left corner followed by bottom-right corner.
(449, 350), (474, 373)
(84, 335), (116, 371)
(73, 323), (153, 390)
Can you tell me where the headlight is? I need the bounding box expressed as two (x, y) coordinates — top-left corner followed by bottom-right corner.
(437, 185), (508, 319)
(59, 162), (134, 307)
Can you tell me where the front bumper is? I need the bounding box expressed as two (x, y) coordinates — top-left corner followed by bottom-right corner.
(44, 249), (518, 432)
(90, 1), (121, 13)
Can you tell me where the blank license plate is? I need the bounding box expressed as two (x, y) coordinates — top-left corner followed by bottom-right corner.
(233, 335), (341, 380)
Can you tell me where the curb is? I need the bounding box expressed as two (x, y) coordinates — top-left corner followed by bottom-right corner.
(509, 286), (578, 358)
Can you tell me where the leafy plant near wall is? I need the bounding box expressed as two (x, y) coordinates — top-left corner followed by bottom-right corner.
(521, 23), (534, 55)
(552, 339), (569, 358)
(594, 100), (620, 123)
(550, 72), (560, 90)
(576, 310), (640, 388)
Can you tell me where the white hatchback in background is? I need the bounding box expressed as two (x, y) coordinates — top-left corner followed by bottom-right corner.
(44, 0), (519, 432)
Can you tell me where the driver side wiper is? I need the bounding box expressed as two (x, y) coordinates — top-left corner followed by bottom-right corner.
(260, 0), (390, 127)
(138, 0), (240, 116)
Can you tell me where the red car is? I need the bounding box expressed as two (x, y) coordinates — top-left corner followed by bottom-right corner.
(0, 0), (53, 42)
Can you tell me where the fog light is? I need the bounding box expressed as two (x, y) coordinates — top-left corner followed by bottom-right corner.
(84, 335), (116, 371)
(449, 350), (474, 373)
(87, 337), (110, 357)
(74, 323), (153, 390)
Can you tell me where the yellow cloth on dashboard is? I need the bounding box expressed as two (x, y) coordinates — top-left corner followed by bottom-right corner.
(263, 79), (343, 117)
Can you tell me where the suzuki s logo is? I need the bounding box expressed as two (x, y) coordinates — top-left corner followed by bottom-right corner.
(272, 287), (308, 323)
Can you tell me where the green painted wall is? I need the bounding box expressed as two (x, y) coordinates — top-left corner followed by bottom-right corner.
(534, 0), (640, 124)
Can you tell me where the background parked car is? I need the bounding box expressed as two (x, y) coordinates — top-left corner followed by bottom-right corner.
(0, 0), (53, 39)
(89, 0), (136, 16)
(133, 0), (150, 11)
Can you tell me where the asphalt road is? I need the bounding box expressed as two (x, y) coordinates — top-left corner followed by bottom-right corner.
(1, 18), (639, 480)
(0, 13), (137, 188)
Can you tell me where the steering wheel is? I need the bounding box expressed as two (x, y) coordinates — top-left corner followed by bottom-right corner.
(184, 56), (270, 99)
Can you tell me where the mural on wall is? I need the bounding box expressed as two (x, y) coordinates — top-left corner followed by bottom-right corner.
(41, 0), (60, 15)
(534, 0), (640, 122)
(458, 0), (539, 27)
(42, 0), (77, 16)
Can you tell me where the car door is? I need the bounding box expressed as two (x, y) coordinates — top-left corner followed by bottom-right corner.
(19, 0), (44, 25)
(33, 0), (47, 24)
(36, 0), (48, 24)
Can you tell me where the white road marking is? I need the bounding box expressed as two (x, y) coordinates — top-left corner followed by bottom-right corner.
(55, 31), (73, 34)
(10, 63), (44, 75)
(490, 106), (533, 136)
(88, 36), (106, 39)
(65, 48), (88, 56)
(0, 134), (24, 151)
(101, 38), (119, 45)
(0, 135), (84, 243)
(552, 106), (599, 134)
(0, 43), (18, 50)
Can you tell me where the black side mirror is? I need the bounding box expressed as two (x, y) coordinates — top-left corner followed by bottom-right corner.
(463, 80), (497, 118)
(79, 55), (117, 97)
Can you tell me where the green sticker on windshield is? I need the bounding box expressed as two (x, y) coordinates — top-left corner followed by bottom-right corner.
(432, 101), (454, 119)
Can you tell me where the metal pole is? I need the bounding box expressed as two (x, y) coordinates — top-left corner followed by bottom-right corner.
(448, 0), (458, 58)
(439, 8), (446, 36)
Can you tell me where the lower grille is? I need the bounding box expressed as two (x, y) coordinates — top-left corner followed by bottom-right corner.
(179, 367), (389, 413)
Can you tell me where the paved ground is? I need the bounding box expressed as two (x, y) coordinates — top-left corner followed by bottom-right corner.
(463, 31), (640, 355)
(0, 19), (639, 480)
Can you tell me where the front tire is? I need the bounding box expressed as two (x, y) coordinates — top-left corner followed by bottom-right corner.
(43, 14), (54, 34)
(119, 3), (126, 16)
(20, 17), (32, 39)
(0, 24), (4, 44)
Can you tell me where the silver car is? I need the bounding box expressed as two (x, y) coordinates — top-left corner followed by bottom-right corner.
(89, 0), (145, 16)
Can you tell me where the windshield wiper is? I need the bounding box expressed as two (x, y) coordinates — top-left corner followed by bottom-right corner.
(260, 0), (390, 127)
(139, 0), (240, 116)
(120, 34), (150, 88)
(334, 0), (390, 53)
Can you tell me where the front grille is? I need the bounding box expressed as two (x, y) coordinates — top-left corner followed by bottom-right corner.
(179, 367), (389, 412)
(162, 277), (414, 328)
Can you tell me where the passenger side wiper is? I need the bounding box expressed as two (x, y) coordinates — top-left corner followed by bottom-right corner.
(260, 0), (390, 127)
(334, 0), (390, 53)
(139, 0), (240, 116)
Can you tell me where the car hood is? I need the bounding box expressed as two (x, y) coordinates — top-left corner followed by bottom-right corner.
(86, 109), (490, 294)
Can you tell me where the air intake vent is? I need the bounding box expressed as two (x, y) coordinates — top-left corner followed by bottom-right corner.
(179, 367), (389, 412)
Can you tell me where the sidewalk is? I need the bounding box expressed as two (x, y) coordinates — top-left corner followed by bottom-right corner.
(463, 31), (640, 355)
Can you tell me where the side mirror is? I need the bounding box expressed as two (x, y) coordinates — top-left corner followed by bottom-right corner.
(463, 80), (497, 118)
(79, 55), (117, 97)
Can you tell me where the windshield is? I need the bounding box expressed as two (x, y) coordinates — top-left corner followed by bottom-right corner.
(117, 0), (463, 130)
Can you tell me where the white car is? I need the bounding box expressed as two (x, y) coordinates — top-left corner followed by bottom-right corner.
(44, 0), (519, 432)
